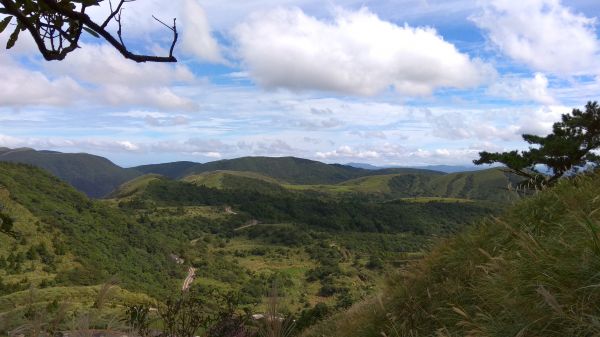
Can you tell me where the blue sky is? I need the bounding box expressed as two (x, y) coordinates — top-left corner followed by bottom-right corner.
(0, 0), (599, 167)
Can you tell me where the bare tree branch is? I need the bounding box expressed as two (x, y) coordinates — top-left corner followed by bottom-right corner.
(0, 0), (178, 63)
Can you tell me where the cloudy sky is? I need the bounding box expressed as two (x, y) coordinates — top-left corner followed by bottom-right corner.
(0, 0), (599, 167)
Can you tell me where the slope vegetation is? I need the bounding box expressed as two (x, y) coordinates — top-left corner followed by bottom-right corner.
(302, 172), (600, 337)
(0, 163), (183, 296)
(286, 168), (520, 202)
(0, 148), (140, 198)
(132, 160), (198, 179)
(183, 156), (372, 184)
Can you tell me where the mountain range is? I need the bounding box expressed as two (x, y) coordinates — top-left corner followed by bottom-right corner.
(0, 148), (512, 201)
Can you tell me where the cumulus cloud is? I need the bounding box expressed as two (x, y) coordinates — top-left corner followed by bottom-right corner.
(43, 43), (198, 111)
(234, 7), (494, 96)
(180, 0), (224, 63)
(473, 0), (600, 75)
(425, 104), (572, 142)
(426, 110), (520, 141)
(45, 43), (195, 86)
(516, 105), (570, 136)
(0, 54), (84, 107)
(488, 73), (555, 104)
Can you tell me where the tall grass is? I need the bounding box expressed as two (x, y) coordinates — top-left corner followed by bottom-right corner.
(3, 279), (128, 337)
(302, 172), (600, 337)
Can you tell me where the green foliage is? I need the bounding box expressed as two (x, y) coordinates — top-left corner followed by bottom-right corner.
(0, 211), (13, 233)
(0, 148), (141, 197)
(475, 101), (600, 189)
(295, 303), (331, 331)
(134, 161), (199, 179)
(0, 163), (182, 296)
(123, 305), (152, 337)
(302, 171), (600, 337)
(136, 178), (497, 234)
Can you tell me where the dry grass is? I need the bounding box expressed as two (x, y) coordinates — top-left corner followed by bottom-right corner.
(302, 172), (600, 337)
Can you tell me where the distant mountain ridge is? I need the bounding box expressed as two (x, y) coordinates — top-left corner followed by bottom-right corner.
(136, 156), (444, 185)
(134, 161), (198, 179)
(0, 148), (140, 198)
(0, 147), (509, 200)
(346, 162), (487, 173)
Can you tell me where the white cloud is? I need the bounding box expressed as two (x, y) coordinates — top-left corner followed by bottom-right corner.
(488, 73), (555, 104)
(426, 110), (519, 141)
(233, 7), (494, 96)
(0, 134), (143, 153)
(473, 0), (600, 75)
(408, 148), (480, 164)
(516, 105), (570, 136)
(180, 0), (224, 63)
(0, 54), (84, 107)
(350, 130), (388, 139)
(45, 43), (194, 87)
(41, 43), (198, 111)
(316, 146), (380, 159)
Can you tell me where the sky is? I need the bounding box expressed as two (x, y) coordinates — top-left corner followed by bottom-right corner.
(0, 0), (599, 167)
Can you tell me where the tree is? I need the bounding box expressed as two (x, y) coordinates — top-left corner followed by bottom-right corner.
(0, 0), (177, 62)
(474, 101), (600, 189)
(0, 212), (13, 233)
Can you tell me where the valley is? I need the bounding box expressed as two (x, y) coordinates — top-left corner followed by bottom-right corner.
(0, 151), (517, 333)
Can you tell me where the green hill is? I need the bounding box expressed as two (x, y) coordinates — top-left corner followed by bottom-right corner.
(108, 173), (165, 199)
(0, 163), (185, 297)
(0, 148), (141, 198)
(426, 167), (522, 202)
(284, 168), (520, 202)
(119, 174), (498, 235)
(183, 170), (287, 194)
(132, 161), (198, 179)
(182, 156), (373, 184)
(301, 172), (600, 337)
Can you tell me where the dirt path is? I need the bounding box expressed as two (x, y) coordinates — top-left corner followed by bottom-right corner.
(234, 219), (259, 231)
(182, 267), (196, 291)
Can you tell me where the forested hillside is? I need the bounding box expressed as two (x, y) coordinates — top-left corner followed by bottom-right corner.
(0, 161), (501, 332)
(302, 172), (600, 337)
(0, 148), (140, 198)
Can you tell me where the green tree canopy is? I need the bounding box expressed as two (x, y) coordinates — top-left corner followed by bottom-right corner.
(474, 101), (600, 189)
(0, 212), (13, 233)
(0, 0), (177, 62)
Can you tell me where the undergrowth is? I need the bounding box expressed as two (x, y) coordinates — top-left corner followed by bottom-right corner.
(302, 172), (600, 337)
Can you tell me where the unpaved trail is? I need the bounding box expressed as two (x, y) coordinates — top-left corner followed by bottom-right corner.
(234, 219), (259, 231)
(182, 267), (196, 291)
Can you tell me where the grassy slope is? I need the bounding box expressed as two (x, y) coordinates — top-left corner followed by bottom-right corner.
(285, 168), (519, 202)
(302, 172), (600, 337)
(108, 173), (165, 199)
(0, 148), (140, 198)
(132, 161), (198, 179)
(184, 171), (282, 187)
(0, 163), (183, 295)
(182, 156), (372, 184)
(426, 168), (522, 202)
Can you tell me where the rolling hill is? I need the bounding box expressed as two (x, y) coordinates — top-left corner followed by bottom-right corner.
(0, 148), (141, 198)
(183, 156), (373, 184)
(0, 147), (518, 203)
(132, 160), (198, 179)
(281, 168), (521, 202)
